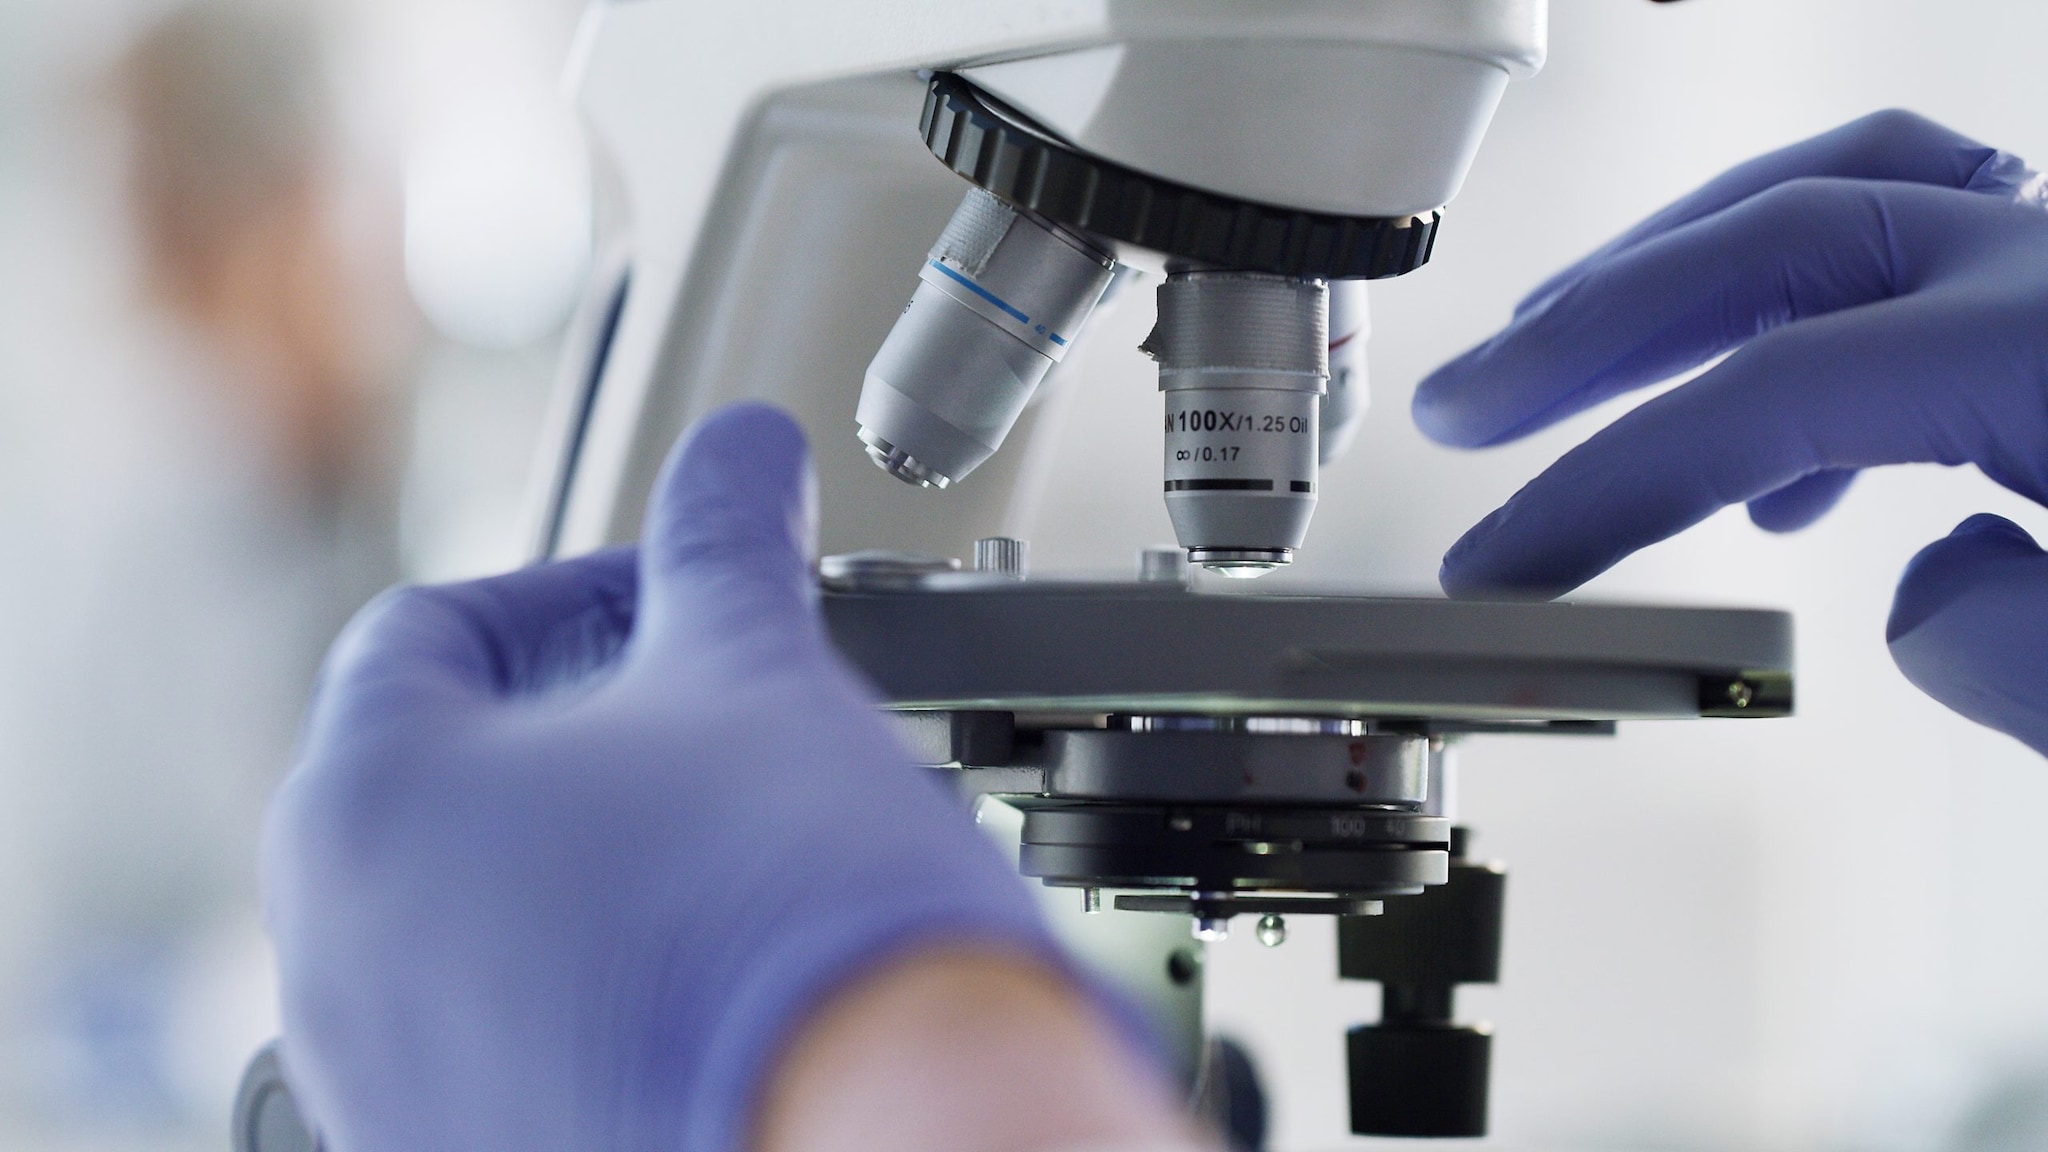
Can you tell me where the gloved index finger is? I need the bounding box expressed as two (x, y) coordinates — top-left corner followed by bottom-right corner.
(1440, 287), (2048, 599)
(1418, 174), (1932, 449)
(1519, 109), (2010, 314)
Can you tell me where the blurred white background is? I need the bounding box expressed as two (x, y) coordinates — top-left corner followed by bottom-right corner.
(0, 0), (588, 1147)
(4, 1), (2048, 1152)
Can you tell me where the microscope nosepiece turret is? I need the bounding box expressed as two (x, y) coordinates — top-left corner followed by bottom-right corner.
(857, 187), (1116, 489)
(859, 72), (1445, 567)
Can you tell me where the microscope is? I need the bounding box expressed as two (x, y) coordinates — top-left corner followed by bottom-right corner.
(236, 2), (1789, 1147)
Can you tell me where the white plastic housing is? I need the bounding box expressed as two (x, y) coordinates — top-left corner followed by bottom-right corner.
(964, 37), (1525, 216)
(537, 0), (1545, 557)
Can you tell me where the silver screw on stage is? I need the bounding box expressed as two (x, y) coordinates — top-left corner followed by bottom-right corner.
(974, 536), (1028, 578)
(1139, 546), (1189, 585)
(1256, 914), (1287, 948)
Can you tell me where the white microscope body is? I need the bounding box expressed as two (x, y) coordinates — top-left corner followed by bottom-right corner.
(536, 0), (1545, 571)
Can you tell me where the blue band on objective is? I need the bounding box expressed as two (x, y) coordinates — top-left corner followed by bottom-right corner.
(928, 261), (1068, 347)
(928, 261), (1029, 324)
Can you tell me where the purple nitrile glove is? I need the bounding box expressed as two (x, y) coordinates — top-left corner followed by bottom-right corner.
(1413, 109), (2048, 755)
(262, 403), (1062, 1152)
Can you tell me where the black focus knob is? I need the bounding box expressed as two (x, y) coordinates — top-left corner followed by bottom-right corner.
(1338, 828), (1506, 1138)
(1347, 1022), (1492, 1138)
(1337, 850), (1505, 986)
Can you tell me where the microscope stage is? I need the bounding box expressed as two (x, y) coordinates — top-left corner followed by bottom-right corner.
(823, 581), (1792, 725)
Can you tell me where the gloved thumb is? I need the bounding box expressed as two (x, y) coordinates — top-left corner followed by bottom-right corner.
(635, 402), (821, 658)
(1887, 514), (2048, 757)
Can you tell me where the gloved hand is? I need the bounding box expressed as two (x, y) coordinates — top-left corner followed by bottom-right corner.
(1412, 109), (2048, 755)
(262, 403), (1062, 1152)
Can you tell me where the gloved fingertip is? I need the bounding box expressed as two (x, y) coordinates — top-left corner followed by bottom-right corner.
(1885, 514), (2042, 643)
(1410, 371), (1464, 447)
(1437, 517), (1572, 602)
(1437, 566), (1554, 602)
(1412, 353), (1510, 449)
(1436, 531), (1491, 599)
(1510, 278), (1575, 322)
(1743, 503), (1802, 535)
(1745, 469), (1857, 534)
(1435, 554), (1469, 599)
(1413, 294), (1588, 451)
(640, 402), (819, 619)
(1438, 567), (1569, 603)
(1886, 515), (2048, 757)
(1948, 512), (2038, 544)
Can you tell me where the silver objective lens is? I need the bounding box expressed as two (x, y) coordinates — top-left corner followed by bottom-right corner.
(1320, 280), (1370, 465)
(1142, 272), (1329, 577)
(857, 187), (1117, 488)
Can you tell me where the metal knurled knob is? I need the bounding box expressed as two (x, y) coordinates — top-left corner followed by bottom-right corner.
(918, 72), (1443, 281)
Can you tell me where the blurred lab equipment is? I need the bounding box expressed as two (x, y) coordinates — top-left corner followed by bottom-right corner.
(116, 1), (407, 512)
(0, 0), (410, 1142)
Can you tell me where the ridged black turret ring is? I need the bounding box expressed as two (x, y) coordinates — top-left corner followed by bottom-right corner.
(918, 71), (1442, 280)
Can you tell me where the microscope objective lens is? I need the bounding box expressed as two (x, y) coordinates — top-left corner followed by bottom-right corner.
(1143, 271), (1329, 575)
(857, 187), (1115, 489)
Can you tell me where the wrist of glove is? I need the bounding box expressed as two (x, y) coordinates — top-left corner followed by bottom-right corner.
(264, 404), (1073, 1152)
